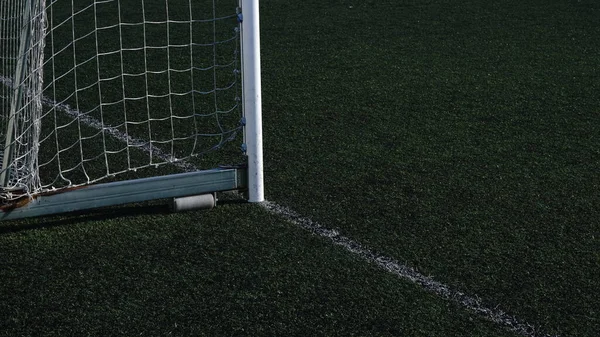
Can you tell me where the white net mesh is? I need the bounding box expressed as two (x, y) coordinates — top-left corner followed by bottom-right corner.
(0, 0), (243, 202)
(0, 0), (45, 200)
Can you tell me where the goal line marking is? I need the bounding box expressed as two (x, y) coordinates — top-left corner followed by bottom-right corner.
(0, 75), (557, 337)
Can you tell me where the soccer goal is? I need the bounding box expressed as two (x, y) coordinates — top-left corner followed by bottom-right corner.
(0, 0), (263, 220)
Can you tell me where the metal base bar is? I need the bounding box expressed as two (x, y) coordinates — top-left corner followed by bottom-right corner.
(0, 168), (247, 221)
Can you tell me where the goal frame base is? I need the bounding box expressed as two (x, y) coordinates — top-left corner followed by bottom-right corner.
(0, 168), (247, 221)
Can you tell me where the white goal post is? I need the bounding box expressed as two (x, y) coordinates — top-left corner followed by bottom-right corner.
(0, 0), (263, 220)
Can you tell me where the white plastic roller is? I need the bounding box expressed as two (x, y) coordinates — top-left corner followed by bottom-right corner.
(171, 193), (216, 212)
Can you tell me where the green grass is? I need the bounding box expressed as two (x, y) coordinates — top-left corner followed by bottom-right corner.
(261, 0), (599, 336)
(1, 0), (599, 336)
(0, 199), (518, 337)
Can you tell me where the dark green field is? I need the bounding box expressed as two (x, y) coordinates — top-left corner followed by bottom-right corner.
(1, 0), (599, 336)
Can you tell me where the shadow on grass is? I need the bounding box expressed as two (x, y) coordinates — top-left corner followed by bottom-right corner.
(0, 202), (172, 235)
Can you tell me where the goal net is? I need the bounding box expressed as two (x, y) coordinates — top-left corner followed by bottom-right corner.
(0, 0), (262, 211)
(0, 0), (45, 200)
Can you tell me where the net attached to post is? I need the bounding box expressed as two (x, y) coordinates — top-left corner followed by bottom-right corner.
(0, 0), (46, 201)
(0, 0), (244, 205)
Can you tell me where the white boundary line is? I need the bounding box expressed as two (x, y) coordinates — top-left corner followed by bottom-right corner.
(260, 201), (558, 337)
(1, 75), (557, 337)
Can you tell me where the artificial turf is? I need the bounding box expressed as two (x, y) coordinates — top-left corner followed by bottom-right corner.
(1, 199), (519, 337)
(260, 0), (599, 336)
(1, 0), (598, 336)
